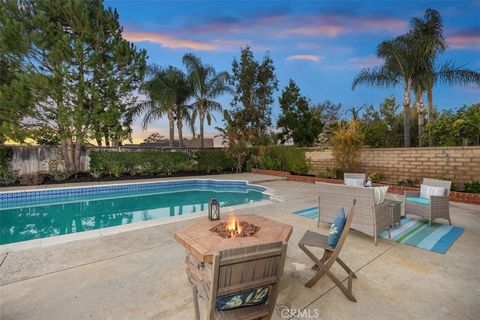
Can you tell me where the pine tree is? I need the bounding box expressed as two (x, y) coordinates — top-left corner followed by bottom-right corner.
(229, 46), (278, 145)
(1, 0), (146, 171)
(277, 80), (323, 146)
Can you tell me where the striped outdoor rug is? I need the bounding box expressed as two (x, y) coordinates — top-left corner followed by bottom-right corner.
(292, 207), (464, 254)
(380, 216), (464, 254)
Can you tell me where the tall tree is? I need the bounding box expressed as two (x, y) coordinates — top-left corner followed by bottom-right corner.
(182, 53), (230, 148)
(134, 65), (192, 147)
(353, 34), (418, 147)
(277, 80), (323, 146)
(1, 0), (146, 172)
(229, 46), (278, 145)
(0, 0), (35, 143)
(409, 9), (446, 121)
(353, 8), (480, 147)
(409, 9), (479, 144)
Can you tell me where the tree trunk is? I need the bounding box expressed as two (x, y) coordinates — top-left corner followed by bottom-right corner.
(199, 110), (205, 148)
(74, 137), (82, 172)
(403, 81), (411, 147)
(168, 111), (175, 147)
(177, 118), (183, 148)
(416, 87), (425, 147)
(104, 133), (110, 147)
(427, 87), (434, 121)
(61, 137), (76, 173)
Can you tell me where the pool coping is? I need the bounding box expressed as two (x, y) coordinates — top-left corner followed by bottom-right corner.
(0, 179), (279, 253)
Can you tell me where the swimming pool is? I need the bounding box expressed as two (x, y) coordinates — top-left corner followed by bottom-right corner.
(0, 180), (270, 245)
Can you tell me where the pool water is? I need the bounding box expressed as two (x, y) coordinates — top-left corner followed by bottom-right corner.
(0, 180), (269, 245)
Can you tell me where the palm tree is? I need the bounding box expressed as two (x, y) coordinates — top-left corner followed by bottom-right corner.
(165, 68), (194, 148)
(353, 35), (418, 147)
(182, 53), (231, 148)
(133, 65), (193, 147)
(410, 9), (480, 144)
(353, 8), (480, 147)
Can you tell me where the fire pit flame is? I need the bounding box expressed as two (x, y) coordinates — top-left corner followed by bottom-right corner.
(209, 215), (261, 239)
(226, 216), (242, 238)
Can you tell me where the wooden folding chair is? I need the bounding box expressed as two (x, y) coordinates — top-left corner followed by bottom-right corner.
(192, 241), (288, 320)
(298, 199), (357, 302)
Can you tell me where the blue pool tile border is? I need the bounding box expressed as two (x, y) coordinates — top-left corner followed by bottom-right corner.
(0, 179), (268, 209)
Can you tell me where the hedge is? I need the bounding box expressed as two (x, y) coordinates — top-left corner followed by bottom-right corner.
(89, 150), (236, 177)
(195, 149), (235, 173)
(256, 146), (311, 175)
(89, 151), (194, 177)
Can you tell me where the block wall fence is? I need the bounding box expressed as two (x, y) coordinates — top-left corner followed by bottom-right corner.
(1, 145), (479, 190)
(305, 146), (480, 190)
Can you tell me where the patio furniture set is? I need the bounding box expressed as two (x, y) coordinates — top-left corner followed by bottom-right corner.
(174, 175), (453, 319)
(318, 174), (452, 244)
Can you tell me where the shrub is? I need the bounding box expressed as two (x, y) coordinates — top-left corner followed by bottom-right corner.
(369, 172), (385, 183)
(0, 169), (18, 185)
(0, 148), (12, 170)
(331, 120), (364, 172)
(195, 150), (235, 173)
(398, 179), (419, 187)
(257, 146), (311, 175)
(316, 167), (343, 179)
(89, 151), (194, 177)
(50, 170), (71, 182)
(19, 173), (44, 186)
(464, 181), (480, 194)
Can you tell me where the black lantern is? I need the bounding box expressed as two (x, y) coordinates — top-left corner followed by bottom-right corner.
(208, 198), (220, 221)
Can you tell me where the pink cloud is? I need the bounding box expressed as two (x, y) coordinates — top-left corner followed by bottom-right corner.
(447, 28), (480, 50)
(281, 25), (345, 37)
(286, 54), (321, 62)
(123, 30), (218, 51)
(172, 11), (407, 40)
(356, 15), (407, 34)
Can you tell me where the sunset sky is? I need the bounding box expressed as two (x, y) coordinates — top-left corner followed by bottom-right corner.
(105, 0), (480, 143)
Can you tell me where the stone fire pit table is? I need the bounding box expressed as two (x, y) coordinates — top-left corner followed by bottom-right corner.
(174, 214), (293, 284)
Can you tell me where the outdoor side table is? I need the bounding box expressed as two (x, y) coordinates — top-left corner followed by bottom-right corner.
(385, 199), (402, 228)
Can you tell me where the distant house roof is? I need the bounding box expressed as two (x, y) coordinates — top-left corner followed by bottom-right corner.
(139, 137), (214, 148)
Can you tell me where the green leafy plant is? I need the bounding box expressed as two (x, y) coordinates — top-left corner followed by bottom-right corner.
(369, 172), (385, 183)
(331, 120), (364, 172)
(89, 151), (194, 177)
(19, 173), (44, 186)
(464, 181), (480, 194)
(256, 146), (311, 175)
(195, 150), (235, 173)
(0, 169), (18, 185)
(398, 179), (419, 187)
(316, 167), (343, 179)
(0, 148), (12, 170)
(50, 170), (71, 182)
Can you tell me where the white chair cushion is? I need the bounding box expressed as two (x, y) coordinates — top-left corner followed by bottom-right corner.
(344, 178), (364, 187)
(420, 184), (445, 200)
(373, 186), (389, 205)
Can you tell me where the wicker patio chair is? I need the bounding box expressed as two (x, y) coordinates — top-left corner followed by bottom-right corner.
(316, 182), (390, 244)
(344, 173), (366, 187)
(298, 199), (357, 302)
(192, 241), (288, 320)
(404, 178), (452, 226)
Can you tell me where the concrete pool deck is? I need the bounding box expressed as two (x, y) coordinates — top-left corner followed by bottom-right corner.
(1, 173), (479, 319)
